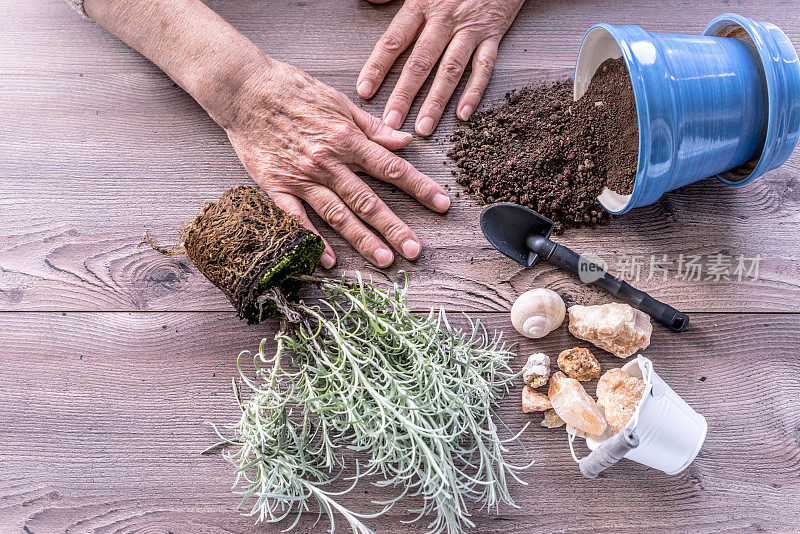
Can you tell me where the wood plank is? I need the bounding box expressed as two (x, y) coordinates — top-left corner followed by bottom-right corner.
(1, 311), (799, 532)
(3, 2), (799, 313)
(1, 208), (798, 313)
(2, 68), (799, 312)
(3, 1), (800, 533)
(3, 0), (799, 74)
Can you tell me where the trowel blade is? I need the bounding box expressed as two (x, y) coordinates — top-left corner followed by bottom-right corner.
(480, 203), (555, 267)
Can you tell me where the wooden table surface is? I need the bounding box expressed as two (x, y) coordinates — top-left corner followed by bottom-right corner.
(3, 1), (800, 532)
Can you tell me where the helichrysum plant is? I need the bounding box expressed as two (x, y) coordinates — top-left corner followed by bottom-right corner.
(153, 186), (531, 533)
(208, 273), (529, 534)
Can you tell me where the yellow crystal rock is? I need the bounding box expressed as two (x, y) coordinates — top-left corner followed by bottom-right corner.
(567, 302), (652, 358)
(597, 368), (646, 434)
(547, 371), (607, 436)
(521, 386), (552, 412)
(557, 347), (601, 381)
(541, 409), (565, 428)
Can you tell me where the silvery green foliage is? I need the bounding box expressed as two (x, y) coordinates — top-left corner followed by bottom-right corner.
(210, 273), (529, 534)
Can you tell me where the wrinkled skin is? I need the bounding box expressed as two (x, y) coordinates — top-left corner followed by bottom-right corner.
(357, 0), (526, 136)
(85, 0), (452, 270)
(226, 61), (451, 268)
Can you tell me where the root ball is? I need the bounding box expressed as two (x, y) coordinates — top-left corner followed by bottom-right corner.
(182, 185), (324, 323)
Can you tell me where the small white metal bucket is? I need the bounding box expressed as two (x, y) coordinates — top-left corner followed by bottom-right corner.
(583, 355), (707, 475)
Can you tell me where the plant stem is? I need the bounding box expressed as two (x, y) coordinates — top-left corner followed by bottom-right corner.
(215, 274), (528, 534)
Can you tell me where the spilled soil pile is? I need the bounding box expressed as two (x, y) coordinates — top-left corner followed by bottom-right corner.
(449, 58), (638, 232)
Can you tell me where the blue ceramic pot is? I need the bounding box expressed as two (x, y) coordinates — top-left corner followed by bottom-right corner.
(574, 14), (800, 214)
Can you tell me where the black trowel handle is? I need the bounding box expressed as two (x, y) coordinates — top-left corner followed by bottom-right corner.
(529, 236), (689, 332)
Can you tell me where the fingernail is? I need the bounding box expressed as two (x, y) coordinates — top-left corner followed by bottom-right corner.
(459, 105), (474, 120)
(433, 193), (451, 212)
(401, 239), (421, 260)
(374, 247), (394, 267)
(384, 110), (402, 129)
(390, 129), (412, 142)
(417, 116), (435, 136)
(320, 253), (335, 269)
(357, 80), (374, 98)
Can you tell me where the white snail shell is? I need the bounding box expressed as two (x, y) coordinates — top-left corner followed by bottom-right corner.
(510, 288), (565, 339)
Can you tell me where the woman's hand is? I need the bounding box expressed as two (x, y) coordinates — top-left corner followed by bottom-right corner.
(84, 0), (450, 270)
(357, 0), (526, 136)
(225, 60), (451, 269)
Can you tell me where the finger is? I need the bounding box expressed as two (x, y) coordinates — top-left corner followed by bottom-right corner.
(328, 164), (421, 260)
(383, 24), (452, 130)
(349, 103), (412, 151)
(354, 139), (450, 213)
(457, 38), (499, 121)
(415, 32), (477, 136)
(357, 6), (423, 99)
(303, 185), (395, 268)
(270, 191), (336, 269)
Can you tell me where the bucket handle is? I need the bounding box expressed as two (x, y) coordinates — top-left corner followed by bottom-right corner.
(578, 428), (640, 478)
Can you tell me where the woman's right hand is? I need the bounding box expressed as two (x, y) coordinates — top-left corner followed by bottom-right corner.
(84, 0), (449, 269)
(222, 59), (451, 269)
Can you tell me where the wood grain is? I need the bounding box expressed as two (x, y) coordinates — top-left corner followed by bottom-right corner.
(2, 2), (799, 313)
(1, 312), (799, 533)
(2, 0), (800, 532)
(2, 206), (799, 313)
(3, 0), (799, 74)
(2, 68), (799, 312)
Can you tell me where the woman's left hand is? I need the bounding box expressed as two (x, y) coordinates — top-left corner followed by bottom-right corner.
(356, 0), (525, 136)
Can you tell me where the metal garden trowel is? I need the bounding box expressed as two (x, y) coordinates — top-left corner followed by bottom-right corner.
(480, 203), (689, 332)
